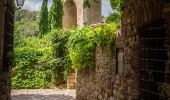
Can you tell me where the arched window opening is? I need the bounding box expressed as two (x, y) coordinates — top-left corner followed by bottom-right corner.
(63, 0), (77, 29)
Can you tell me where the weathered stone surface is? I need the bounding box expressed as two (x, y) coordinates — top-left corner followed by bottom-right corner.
(0, 0), (4, 70)
(63, 0), (84, 28)
(164, 2), (170, 98)
(119, 0), (170, 99)
(0, 71), (11, 100)
(67, 71), (76, 89)
(76, 46), (115, 100)
(63, 0), (101, 29)
(0, 0), (11, 100)
(77, 0), (170, 99)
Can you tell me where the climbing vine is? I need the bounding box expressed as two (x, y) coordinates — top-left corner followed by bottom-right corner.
(51, 29), (72, 84)
(68, 24), (117, 70)
(52, 23), (117, 70)
(67, 27), (95, 69)
(12, 23), (117, 89)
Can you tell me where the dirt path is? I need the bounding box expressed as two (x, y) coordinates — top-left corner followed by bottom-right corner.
(11, 89), (76, 100)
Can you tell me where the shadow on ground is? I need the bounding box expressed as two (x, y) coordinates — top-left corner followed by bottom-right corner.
(11, 94), (75, 100)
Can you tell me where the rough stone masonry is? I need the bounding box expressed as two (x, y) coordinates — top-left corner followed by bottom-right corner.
(76, 0), (170, 100)
(76, 46), (115, 100)
(0, 0), (11, 100)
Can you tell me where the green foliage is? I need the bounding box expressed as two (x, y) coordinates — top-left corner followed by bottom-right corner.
(14, 21), (24, 47)
(68, 27), (95, 69)
(12, 47), (47, 89)
(51, 29), (72, 82)
(93, 23), (117, 48)
(106, 13), (121, 25)
(83, 0), (91, 8)
(13, 10), (117, 88)
(12, 34), (58, 89)
(15, 10), (39, 36)
(51, 23), (117, 72)
(15, 10), (38, 21)
(110, 0), (126, 12)
(39, 0), (49, 36)
(22, 20), (39, 36)
(106, 0), (124, 26)
(49, 0), (63, 29)
(68, 23), (117, 70)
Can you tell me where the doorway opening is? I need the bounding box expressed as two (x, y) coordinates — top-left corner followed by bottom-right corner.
(2, 0), (77, 99)
(139, 19), (169, 99)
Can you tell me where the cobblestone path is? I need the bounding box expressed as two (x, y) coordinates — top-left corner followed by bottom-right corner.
(11, 89), (76, 100)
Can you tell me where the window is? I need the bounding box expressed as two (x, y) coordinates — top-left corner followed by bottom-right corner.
(116, 49), (124, 74)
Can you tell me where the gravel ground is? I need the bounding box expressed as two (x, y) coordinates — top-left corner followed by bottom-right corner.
(11, 89), (76, 100)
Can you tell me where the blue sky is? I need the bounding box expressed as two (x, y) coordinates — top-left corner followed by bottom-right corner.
(22, 0), (113, 16)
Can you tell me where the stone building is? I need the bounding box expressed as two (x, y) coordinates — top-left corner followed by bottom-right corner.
(62, 0), (102, 29)
(76, 0), (170, 100)
(119, 0), (170, 99)
(63, 0), (102, 89)
(0, 0), (102, 98)
(1, 0), (170, 100)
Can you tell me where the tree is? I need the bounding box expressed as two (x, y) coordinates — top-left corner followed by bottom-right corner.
(106, 12), (121, 25)
(39, 0), (49, 36)
(110, 0), (126, 12)
(49, 0), (63, 29)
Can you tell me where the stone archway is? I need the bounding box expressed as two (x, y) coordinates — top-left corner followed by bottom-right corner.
(63, 0), (77, 29)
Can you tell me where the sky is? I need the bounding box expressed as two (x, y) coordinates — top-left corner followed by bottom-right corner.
(22, 0), (113, 17)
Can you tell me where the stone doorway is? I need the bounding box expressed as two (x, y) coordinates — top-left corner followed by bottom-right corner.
(63, 0), (77, 29)
(0, 0), (14, 99)
(139, 20), (169, 99)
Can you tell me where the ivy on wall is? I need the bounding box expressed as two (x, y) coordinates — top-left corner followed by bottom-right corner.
(68, 24), (117, 69)
(52, 23), (117, 70)
(51, 29), (72, 85)
(68, 27), (95, 69)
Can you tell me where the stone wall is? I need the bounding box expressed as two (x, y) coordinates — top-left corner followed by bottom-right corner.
(76, 0), (170, 100)
(63, 0), (77, 29)
(84, 0), (102, 25)
(0, 0), (4, 71)
(76, 46), (115, 100)
(113, 35), (139, 100)
(163, 2), (170, 98)
(0, 0), (11, 100)
(120, 0), (169, 99)
(63, 0), (102, 29)
(67, 71), (76, 89)
(63, 0), (84, 28)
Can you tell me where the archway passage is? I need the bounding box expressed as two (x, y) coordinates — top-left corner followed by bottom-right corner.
(63, 0), (77, 29)
(139, 20), (168, 100)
